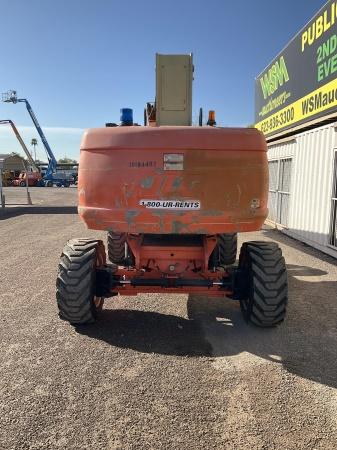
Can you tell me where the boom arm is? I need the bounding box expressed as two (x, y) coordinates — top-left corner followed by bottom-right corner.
(17, 99), (57, 178)
(0, 119), (39, 172)
(2, 91), (57, 179)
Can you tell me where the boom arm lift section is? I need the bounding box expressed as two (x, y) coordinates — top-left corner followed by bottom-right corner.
(2, 91), (57, 179)
(0, 120), (39, 172)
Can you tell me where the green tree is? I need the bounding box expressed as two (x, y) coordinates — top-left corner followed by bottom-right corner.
(58, 157), (77, 164)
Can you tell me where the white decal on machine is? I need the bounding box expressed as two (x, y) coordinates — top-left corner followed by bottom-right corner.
(139, 200), (200, 210)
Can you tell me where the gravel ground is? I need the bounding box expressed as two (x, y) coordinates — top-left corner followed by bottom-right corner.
(1, 187), (337, 450)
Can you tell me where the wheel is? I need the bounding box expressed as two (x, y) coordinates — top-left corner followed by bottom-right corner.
(56, 238), (106, 325)
(107, 231), (135, 265)
(19, 181), (25, 187)
(208, 233), (237, 268)
(238, 241), (287, 327)
(107, 232), (126, 264)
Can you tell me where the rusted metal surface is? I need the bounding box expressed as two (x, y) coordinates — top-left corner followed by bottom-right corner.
(127, 234), (216, 275)
(78, 126), (268, 234)
(96, 232), (233, 297)
(110, 267), (233, 297)
(111, 284), (233, 297)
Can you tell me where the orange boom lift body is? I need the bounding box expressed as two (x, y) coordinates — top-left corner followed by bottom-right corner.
(56, 54), (287, 327)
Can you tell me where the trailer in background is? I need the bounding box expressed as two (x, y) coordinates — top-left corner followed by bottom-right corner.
(266, 123), (337, 258)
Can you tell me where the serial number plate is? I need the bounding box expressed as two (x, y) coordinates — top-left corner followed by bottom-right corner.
(140, 199), (200, 210)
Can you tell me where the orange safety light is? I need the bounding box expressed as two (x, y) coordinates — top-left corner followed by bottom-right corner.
(207, 110), (216, 126)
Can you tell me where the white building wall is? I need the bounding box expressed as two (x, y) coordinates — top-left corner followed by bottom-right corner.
(268, 139), (296, 161)
(267, 123), (337, 258)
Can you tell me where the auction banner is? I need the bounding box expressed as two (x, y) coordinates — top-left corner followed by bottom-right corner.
(255, 0), (337, 137)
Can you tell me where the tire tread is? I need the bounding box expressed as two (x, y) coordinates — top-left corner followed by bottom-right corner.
(239, 241), (288, 327)
(56, 238), (104, 325)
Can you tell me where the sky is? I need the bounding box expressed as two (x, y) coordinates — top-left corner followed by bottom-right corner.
(0, 0), (326, 161)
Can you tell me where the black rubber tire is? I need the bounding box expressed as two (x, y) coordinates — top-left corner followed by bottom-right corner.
(239, 241), (287, 327)
(20, 181), (26, 187)
(208, 233), (237, 268)
(107, 232), (127, 264)
(56, 238), (105, 325)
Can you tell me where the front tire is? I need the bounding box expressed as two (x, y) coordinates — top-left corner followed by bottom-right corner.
(56, 238), (106, 325)
(239, 241), (287, 327)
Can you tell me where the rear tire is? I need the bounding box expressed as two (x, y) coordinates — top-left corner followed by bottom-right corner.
(239, 241), (287, 327)
(209, 233), (237, 268)
(56, 238), (106, 325)
(107, 232), (135, 265)
(107, 232), (126, 264)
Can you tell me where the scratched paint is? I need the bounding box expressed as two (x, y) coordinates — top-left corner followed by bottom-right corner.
(152, 210), (165, 231)
(140, 176), (154, 189)
(114, 197), (121, 208)
(200, 210), (223, 217)
(189, 179), (201, 189)
(123, 183), (134, 200)
(157, 177), (166, 196)
(171, 220), (189, 234)
(172, 177), (183, 189)
(78, 126), (268, 234)
(125, 210), (140, 226)
(194, 228), (210, 234)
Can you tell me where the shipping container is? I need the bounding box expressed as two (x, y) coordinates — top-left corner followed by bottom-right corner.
(267, 122), (337, 258)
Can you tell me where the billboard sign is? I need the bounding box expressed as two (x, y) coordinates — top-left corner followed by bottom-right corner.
(255, 0), (337, 137)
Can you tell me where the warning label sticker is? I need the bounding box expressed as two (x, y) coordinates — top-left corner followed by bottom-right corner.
(139, 199), (200, 210)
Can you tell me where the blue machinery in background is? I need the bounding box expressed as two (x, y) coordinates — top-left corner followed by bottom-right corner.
(2, 90), (70, 186)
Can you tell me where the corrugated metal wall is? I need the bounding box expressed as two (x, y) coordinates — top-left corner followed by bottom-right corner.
(267, 123), (337, 257)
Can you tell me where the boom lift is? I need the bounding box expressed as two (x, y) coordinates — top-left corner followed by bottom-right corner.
(0, 120), (39, 172)
(2, 91), (70, 186)
(56, 54), (288, 327)
(0, 119), (42, 186)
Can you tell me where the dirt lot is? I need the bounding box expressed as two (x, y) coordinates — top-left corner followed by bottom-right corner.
(1, 187), (337, 450)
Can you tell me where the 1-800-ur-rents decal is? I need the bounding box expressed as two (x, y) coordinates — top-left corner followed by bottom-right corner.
(140, 200), (200, 210)
(255, 0), (337, 136)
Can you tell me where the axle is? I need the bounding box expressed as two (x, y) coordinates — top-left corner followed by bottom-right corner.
(95, 265), (245, 299)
